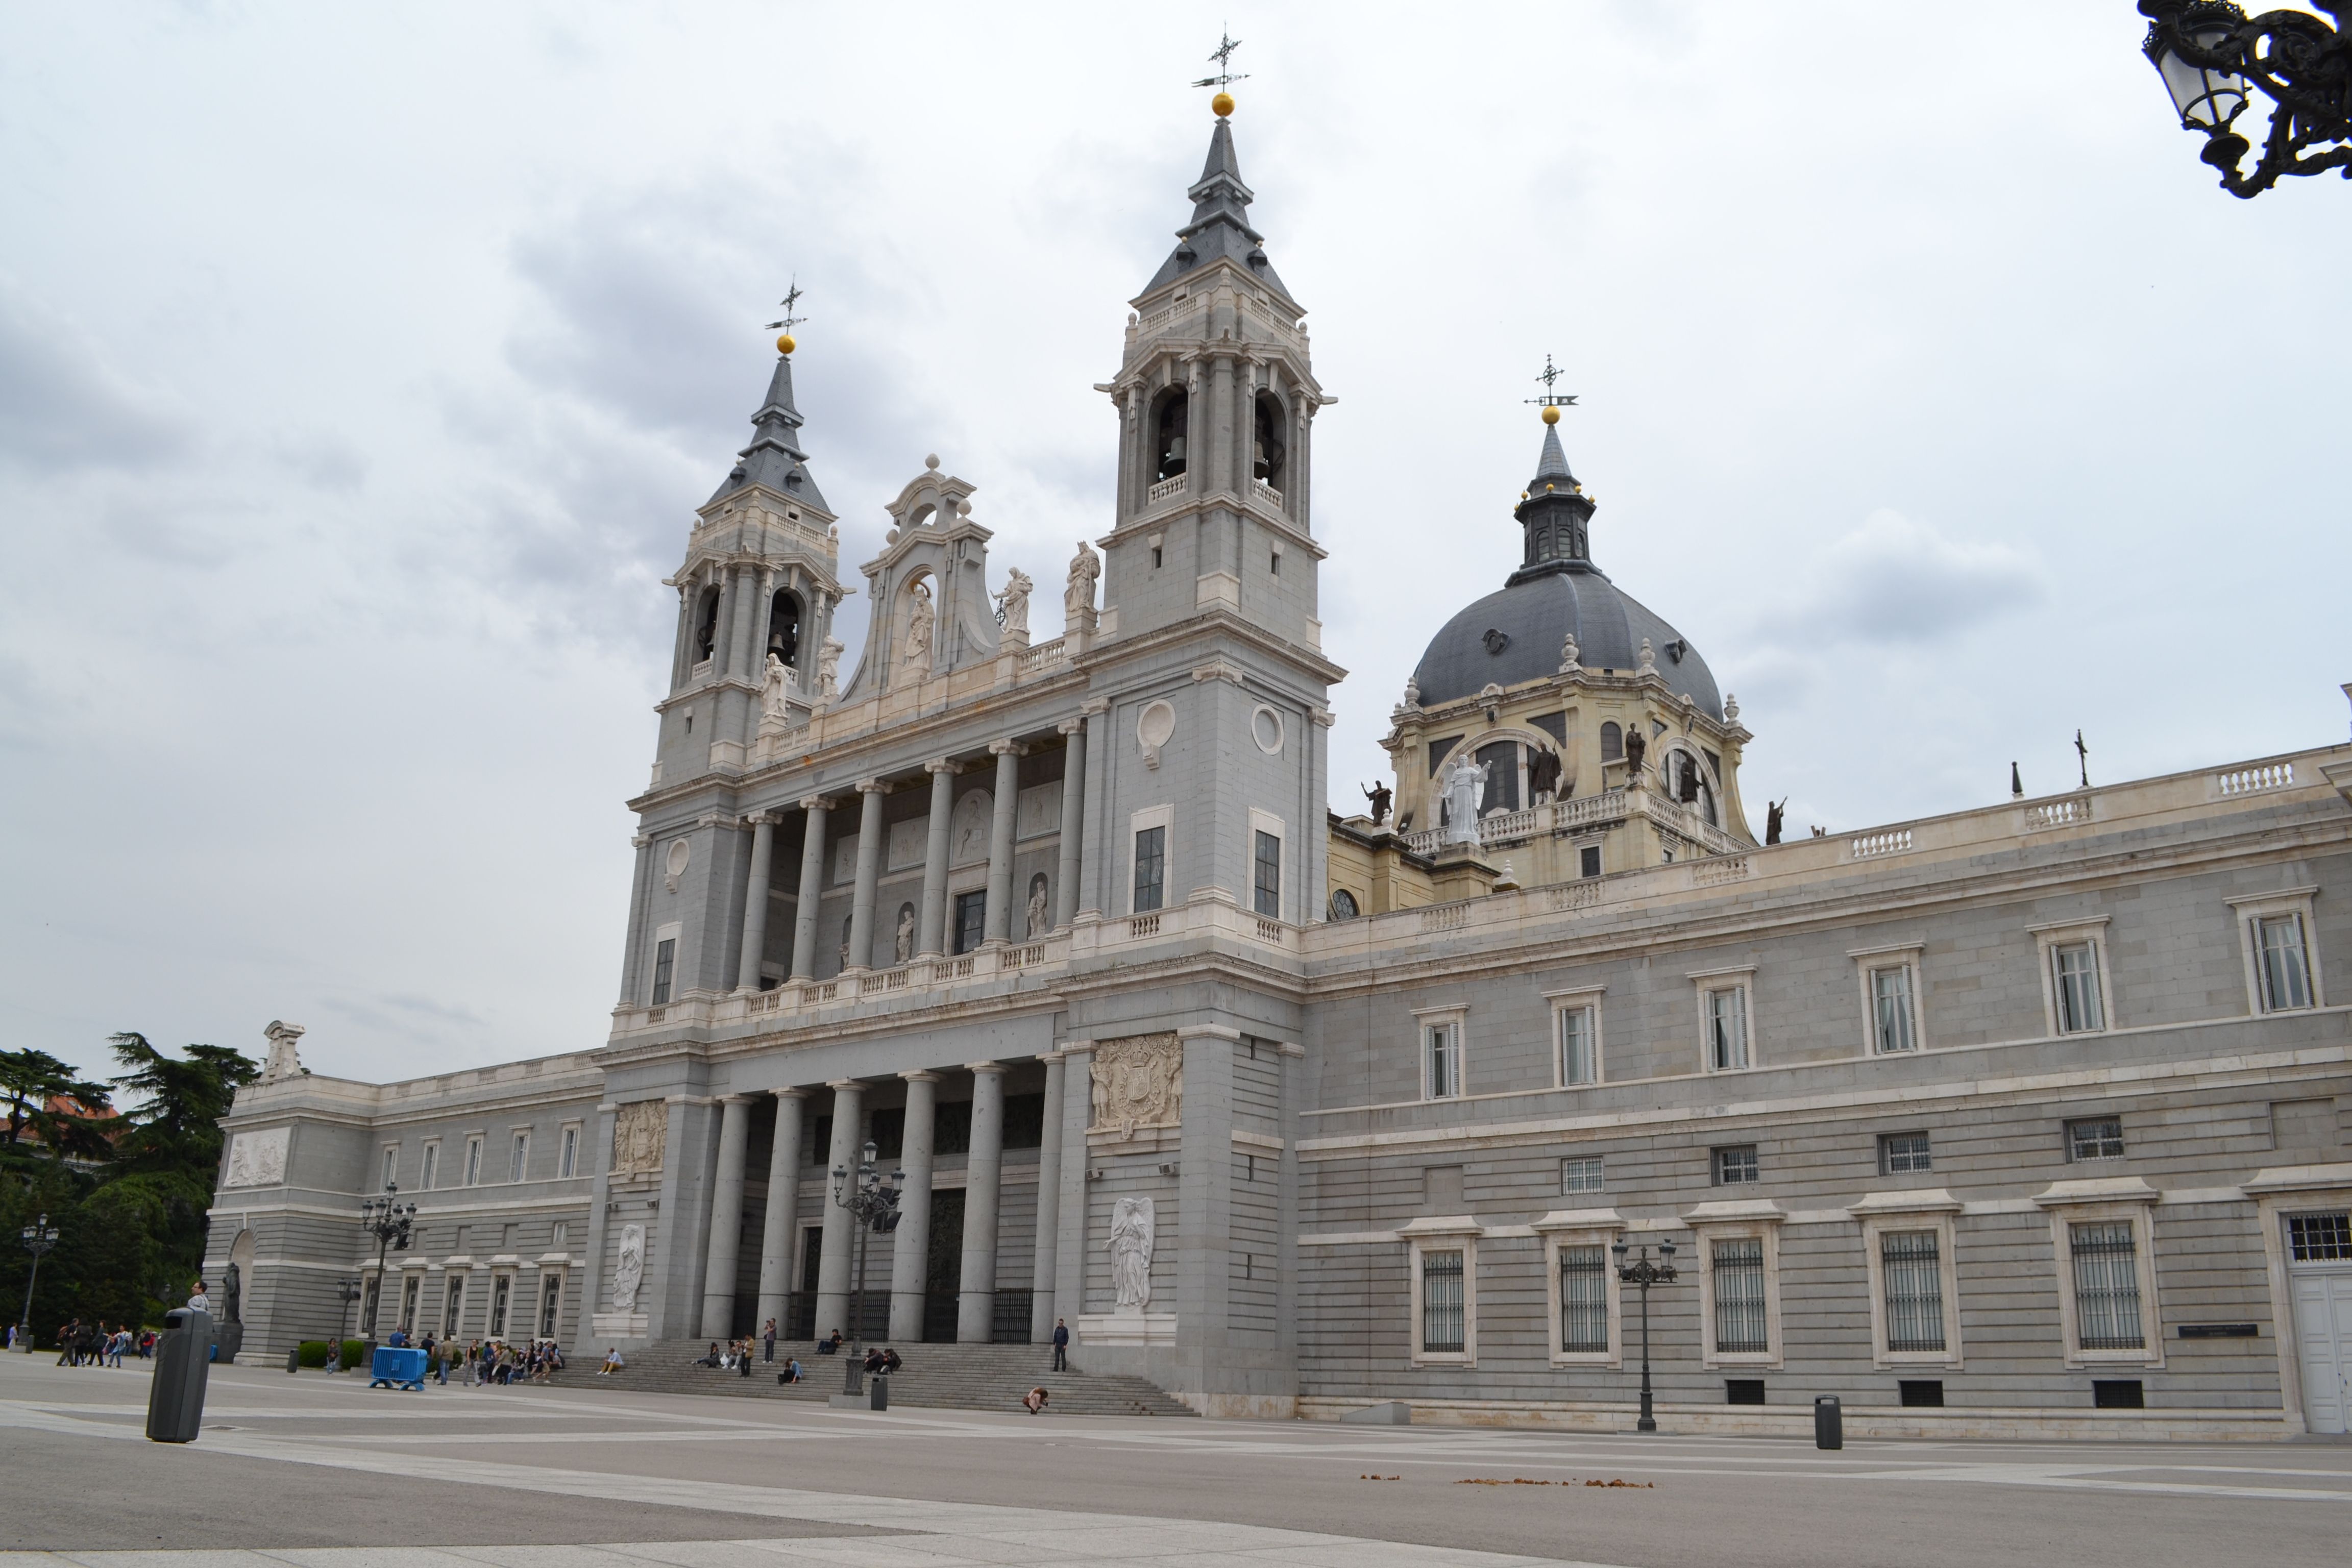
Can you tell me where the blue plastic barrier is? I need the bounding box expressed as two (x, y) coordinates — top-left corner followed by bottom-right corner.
(368, 1346), (427, 1390)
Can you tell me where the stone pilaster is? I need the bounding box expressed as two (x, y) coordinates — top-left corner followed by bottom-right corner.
(753, 1088), (804, 1334)
(789, 796), (829, 980)
(888, 1070), (940, 1341)
(957, 1062), (1007, 1342)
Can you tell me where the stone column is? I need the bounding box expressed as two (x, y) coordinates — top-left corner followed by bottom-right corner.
(812, 1080), (863, 1337)
(847, 780), (888, 971)
(918, 760), (956, 958)
(1076, 703), (1108, 918)
(789, 796), (830, 981)
(1053, 721), (1086, 929)
(1052, 1045), (1092, 1342)
(887, 1071), (939, 1341)
(698, 1094), (755, 1338)
(957, 1062), (1006, 1342)
(728, 564), (761, 678)
(1030, 1053), (1066, 1343)
(669, 584), (694, 689)
(733, 812), (777, 991)
(753, 1089), (804, 1335)
(712, 565), (740, 679)
(618, 835), (653, 1004)
(982, 742), (1021, 944)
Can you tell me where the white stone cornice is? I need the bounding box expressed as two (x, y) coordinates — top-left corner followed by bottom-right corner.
(2237, 1163), (2352, 1195)
(1531, 1207), (1625, 1233)
(2031, 1176), (2160, 1207)
(1683, 1198), (1785, 1224)
(1846, 1188), (1964, 1217)
(1398, 1214), (1482, 1237)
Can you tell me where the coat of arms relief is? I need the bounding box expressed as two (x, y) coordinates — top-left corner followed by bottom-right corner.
(1089, 1033), (1182, 1138)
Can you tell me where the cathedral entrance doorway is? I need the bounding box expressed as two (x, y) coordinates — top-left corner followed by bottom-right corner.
(924, 1188), (965, 1342)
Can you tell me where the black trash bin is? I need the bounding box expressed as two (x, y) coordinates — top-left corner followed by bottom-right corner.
(868, 1375), (888, 1411)
(1813, 1395), (1842, 1451)
(147, 1308), (213, 1444)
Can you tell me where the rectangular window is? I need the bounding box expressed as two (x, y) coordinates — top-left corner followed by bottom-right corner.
(1253, 829), (1281, 919)
(1713, 1145), (1759, 1186)
(1425, 1022), (1462, 1099)
(1712, 1238), (1769, 1353)
(488, 1276), (511, 1339)
(1899, 1379), (1944, 1407)
(1879, 1132), (1932, 1174)
(379, 1146), (396, 1190)
(1557, 1004), (1597, 1086)
(2288, 1213), (2351, 1262)
(2254, 914), (2313, 1012)
(1562, 1156), (1605, 1195)
(953, 890), (987, 954)
(1724, 1378), (1767, 1405)
(538, 1275), (562, 1339)
(650, 937), (676, 1006)
(2066, 1116), (2125, 1162)
(2069, 1221), (2145, 1351)
(420, 1144), (439, 1189)
(1420, 1250), (1465, 1353)
(1579, 844), (1601, 879)
(1870, 965), (1917, 1053)
(1559, 1246), (1609, 1354)
(558, 1126), (579, 1179)
(509, 1132), (529, 1183)
(399, 1275), (420, 1333)
(463, 1136), (483, 1187)
(2051, 941), (2104, 1033)
(1132, 826), (1165, 913)
(552, 1220), (569, 1249)
(2092, 1379), (2144, 1408)
(441, 1279), (464, 1338)
(1706, 986), (1749, 1071)
(1881, 1230), (1947, 1353)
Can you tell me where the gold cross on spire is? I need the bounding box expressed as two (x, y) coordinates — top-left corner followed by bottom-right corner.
(1193, 29), (1250, 94)
(1525, 354), (1579, 420)
(764, 278), (807, 335)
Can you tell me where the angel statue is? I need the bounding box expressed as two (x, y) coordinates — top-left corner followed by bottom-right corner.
(1439, 751), (1490, 846)
(1109, 1195), (1156, 1310)
(994, 568), (1034, 637)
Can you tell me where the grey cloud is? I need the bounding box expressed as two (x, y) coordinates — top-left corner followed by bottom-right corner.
(1762, 509), (2044, 648)
(0, 283), (188, 473)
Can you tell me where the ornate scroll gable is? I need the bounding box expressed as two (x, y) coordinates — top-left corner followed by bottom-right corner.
(1089, 1033), (1182, 1138)
(610, 1100), (668, 1180)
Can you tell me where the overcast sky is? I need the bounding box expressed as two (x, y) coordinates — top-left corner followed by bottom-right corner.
(4, 3), (2346, 1087)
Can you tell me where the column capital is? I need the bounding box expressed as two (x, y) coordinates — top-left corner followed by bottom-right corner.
(964, 1060), (1007, 1076)
(988, 739), (1025, 757)
(799, 795), (834, 812)
(720, 1093), (761, 1106)
(1082, 697), (1111, 717)
(1059, 1039), (1095, 1056)
(925, 757), (961, 776)
(1036, 1049), (1068, 1064)
(856, 777), (892, 795)
(825, 1078), (864, 1092)
(1057, 718), (1086, 737)
(898, 1069), (942, 1083)
(771, 1086), (808, 1100)
(631, 833), (652, 847)
(744, 810), (781, 827)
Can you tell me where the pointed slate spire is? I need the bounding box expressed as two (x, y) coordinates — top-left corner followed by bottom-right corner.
(1530, 421), (1578, 489)
(1141, 112), (1291, 299)
(1508, 416), (1600, 584)
(709, 351), (831, 510)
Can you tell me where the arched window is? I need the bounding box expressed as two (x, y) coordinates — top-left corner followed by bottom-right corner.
(1154, 390), (1190, 480)
(694, 586), (721, 663)
(767, 589), (803, 670)
(1253, 392), (1286, 489)
(1600, 721), (1624, 762)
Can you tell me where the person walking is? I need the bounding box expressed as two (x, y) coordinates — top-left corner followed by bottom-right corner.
(763, 1318), (777, 1363)
(1051, 1317), (1069, 1372)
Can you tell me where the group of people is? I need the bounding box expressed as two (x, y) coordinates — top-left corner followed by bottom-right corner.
(43, 1321), (152, 1366)
(353, 1330), (563, 1385)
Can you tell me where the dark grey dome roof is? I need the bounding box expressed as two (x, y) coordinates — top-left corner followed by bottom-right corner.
(1411, 566), (1723, 719)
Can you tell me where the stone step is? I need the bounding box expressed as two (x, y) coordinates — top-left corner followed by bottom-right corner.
(555, 1340), (1195, 1417)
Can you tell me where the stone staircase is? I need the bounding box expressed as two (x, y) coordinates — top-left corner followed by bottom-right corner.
(557, 1339), (1196, 1417)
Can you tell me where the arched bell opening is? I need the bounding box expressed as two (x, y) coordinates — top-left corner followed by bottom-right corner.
(1152, 389), (1190, 480)
(767, 589), (803, 671)
(693, 585), (722, 663)
(1252, 391), (1286, 491)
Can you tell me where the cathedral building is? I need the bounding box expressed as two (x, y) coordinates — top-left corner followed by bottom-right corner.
(208, 100), (2352, 1437)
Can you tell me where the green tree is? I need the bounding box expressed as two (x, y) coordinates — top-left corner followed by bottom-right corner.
(102, 1033), (260, 1310)
(0, 1049), (113, 1170)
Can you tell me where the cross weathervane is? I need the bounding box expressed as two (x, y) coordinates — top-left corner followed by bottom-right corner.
(764, 278), (808, 334)
(1525, 354), (1579, 410)
(1193, 30), (1249, 91)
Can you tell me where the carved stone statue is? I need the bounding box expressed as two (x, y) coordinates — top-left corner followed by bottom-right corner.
(1089, 1034), (1182, 1137)
(815, 635), (843, 700)
(994, 568), (1033, 637)
(949, 791), (991, 864)
(1527, 746), (1563, 802)
(1623, 725), (1649, 780)
(610, 1100), (667, 1180)
(761, 652), (795, 724)
(1064, 538), (1100, 623)
(222, 1262), (242, 1325)
(1766, 798), (1785, 845)
(901, 580), (935, 668)
(611, 1222), (646, 1313)
(1025, 873), (1049, 939)
(259, 1020), (305, 1082)
(895, 904), (916, 964)
(1108, 1195), (1156, 1311)
(1361, 781), (1392, 825)
(1439, 752), (1490, 845)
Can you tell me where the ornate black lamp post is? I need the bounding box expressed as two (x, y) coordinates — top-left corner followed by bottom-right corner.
(828, 1139), (903, 1394)
(17, 1213), (59, 1349)
(358, 1185), (416, 1342)
(1612, 1237), (1679, 1434)
(2138, 2), (2350, 197)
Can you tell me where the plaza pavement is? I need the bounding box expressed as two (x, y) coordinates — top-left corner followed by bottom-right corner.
(0, 1355), (2346, 1568)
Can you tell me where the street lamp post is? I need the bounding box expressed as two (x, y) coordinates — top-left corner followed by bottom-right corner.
(828, 1139), (904, 1395)
(2138, 2), (2351, 197)
(358, 1184), (416, 1343)
(1612, 1237), (1679, 1435)
(17, 1213), (59, 1351)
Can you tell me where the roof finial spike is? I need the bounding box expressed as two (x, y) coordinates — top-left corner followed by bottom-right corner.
(1526, 353), (1579, 424)
(1193, 28), (1248, 115)
(764, 276), (808, 354)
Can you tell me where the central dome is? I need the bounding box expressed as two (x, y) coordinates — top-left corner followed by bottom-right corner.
(1411, 568), (1722, 717)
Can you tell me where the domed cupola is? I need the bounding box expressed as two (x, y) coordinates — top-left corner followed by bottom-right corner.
(1509, 416), (1596, 582)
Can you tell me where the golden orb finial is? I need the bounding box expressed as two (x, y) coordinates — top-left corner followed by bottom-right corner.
(776, 333), (796, 355)
(1541, 403), (1560, 426)
(1212, 91), (1234, 117)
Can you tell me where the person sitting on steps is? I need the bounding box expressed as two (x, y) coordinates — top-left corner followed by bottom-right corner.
(1023, 1386), (1049, 1415)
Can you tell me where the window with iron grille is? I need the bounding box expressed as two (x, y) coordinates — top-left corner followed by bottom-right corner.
(1706, 986), (1749, 1070)
(1712, 1237), (1769, 1353)
(1713, 1145), (1759, 1185)
(1560, 1245), (1609, 1353)
(2254, 914), (2313, 1012)
(1871, 964), (1917, 1053)
(1420, 1250), (1465, 1353)
(2066, 1116), (2125, 1162)
(1253, 830), (1281, 919)
(1881, 1230), (1946, 1352)
(649, 937), (676, 1006)
(2051, 941), (2104, 1033)
(1562, 1156), (1605, 1195)
(2289, 1212), (2351, 1262)
(1879, 1132), (1932, 1174)
(2069, 1221), (2144, 1351)
(1132, 826), (1165, 913)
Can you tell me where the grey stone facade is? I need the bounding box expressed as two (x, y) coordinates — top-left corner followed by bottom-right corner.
(208, 108), (2352, 1437)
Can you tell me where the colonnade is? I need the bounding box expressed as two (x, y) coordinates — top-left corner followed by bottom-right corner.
(732, 716), (1093, 990)
(697, 1055), (1073, 1343)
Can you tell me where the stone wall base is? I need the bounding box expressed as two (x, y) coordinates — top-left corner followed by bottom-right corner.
(1172, 1390), (1298, 1419)
(1295, 1396), (2296, 1442)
